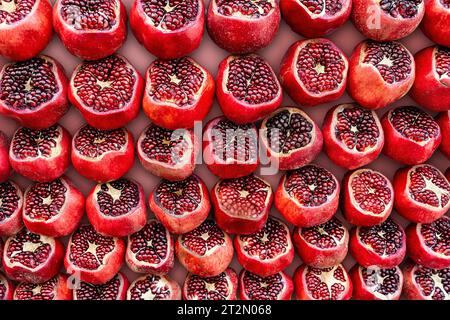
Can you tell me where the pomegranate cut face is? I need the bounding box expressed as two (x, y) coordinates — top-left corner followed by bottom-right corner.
(300, 265), (352, 300)
(74, 273), (127, 300)
(127, 274), (180, 300)
(417, 217), (450, 259)
(299, 217), (346, 250)
(180, 220), (227, 256)
(183, 268), (237, 300)
(377, 0), (423, 18)
(215, 0), (275, 18)
(14, 276), (62, 300)
(409, 264), (449, 300)
(0, 0), (35, 25)
(357, 265), (403, 300)
(434, 47), (450, 85)
(299, 0), (345, 17)
(0, 181), (22, 230)
(240, 270), (293, 300)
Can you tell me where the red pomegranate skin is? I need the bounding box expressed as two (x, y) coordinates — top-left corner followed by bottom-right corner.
(13, 274), (72, 300)
(437, 111), (450, 159)
(422, 0), (450, 47)
(0, 132), (11, 182)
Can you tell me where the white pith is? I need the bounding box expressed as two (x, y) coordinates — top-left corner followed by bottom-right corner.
(213, 0), (275, 19)
(413, 265), (449, 300)
(417, 218), (450, 259)
(433, 47), (450, 85)
(74, 127), (128, 161)
(303, 265), (349, 299)
(0, 181), (23, 222)
(359, 265), (402, 300)
(299, 222), (346, 251)
(127, 275), (171, 300)
(0, 0), (37, 27)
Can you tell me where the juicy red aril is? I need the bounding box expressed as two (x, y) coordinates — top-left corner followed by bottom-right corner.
(409, 165), (450, 208)
(0, 275), (8, 300)
(442, 0), (450, 9)
(216, 0), (273, 17)
(241, 271), (285, 300)
(301, 217), (345, 249)
(185, 272), (232, 300)
(59, 0), (117, 30)
(420, 217), (450, 256)
(24, 179), (66, 221)
(6, 229), (51, 269)
(75, 275), (122, 300)
(413, 265), (449, 300)
(389, 107), (440, 142)
(351, 170), (392, 215)
(14, 276), (59, 300)
(141, 0), (199, 30)
(128, 222), (169, 266)
(379, 0), (422, 18)
(305, 265), (348, 299)
(436, 47), (450, 81)
(0, 0), (35, 24)
(181, 220), (225, 256)
(300, 0), (343, 15)
(358, 219), (404, 257)
(74, 125), (126, 158)
(128, 275), (172, 300)
(361, 266), (401, 297)
(0, 182), (20, 223)
(96, 179), (139, 217)
(11, 125), (60, 159)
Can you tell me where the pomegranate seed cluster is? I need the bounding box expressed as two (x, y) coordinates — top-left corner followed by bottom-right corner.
(60, 0), (117, 30)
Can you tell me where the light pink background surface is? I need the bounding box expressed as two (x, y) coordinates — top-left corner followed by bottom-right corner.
(0, 0), (448, 293)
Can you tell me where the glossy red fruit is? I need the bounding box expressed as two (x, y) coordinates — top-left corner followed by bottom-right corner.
(348, 41), (415, 110)
(212, 175), (273, 235)
(0, 131), (11, 182)
(323, 103), (384, 170)
(260, 107), (323, 171)
(130, 0), (204, 59)
(294, 264), (353, 300)
(149, 175), (210, 235)
(0, 181), (23, 237)
(74, 272), (129, 301)
(393, 164), (450, 223)
(382, 107), (441, 165)
(280, 38), (348, 107)
(127, 274), (181, 300)
(13, 274), (72, 300)
(183, 268), (238, 300)
(216, 54), (282, 124)
(0, 272), (14, 300)
(0, 0), (53, 61)
(437, 111), (450, 159)
(0, 56), (68, 129)
(69, 55), (144, 130)
(293, 217), (349, 268)
(207, 0), (280, 54)
(351, 0), (425, 41)
(403, 262), (450, 300)
(275, 164), (339, 227)
(2, 229), (64, 283)
(64, 225), (125, 285)
(23, 176), (85, 237)
(126, 220), (174, 275)
(342, 169), (394, 226)
(175, 220), (233, 277)
(239, 269), (293, 300)
(421, 0), (450, 47)
(203, 116), (259, 179)
(86, 179), (147, 237)
(350, 265), (403, 300)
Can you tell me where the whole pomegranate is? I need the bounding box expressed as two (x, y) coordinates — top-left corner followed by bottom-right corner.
(403, 262), (449, 300)
(0, 181), (23, 237)
(350, 265), (403, 300)
(74, 272), (129, 300)
(437, 111), (450, 159)
(239, 270), (293, 300)
(127, 274), (181, 300)
(421, 0), (450, 47)
(0, 131), (11, 182)
(13, 274), (72, 300)
(182, 268), (238, 300)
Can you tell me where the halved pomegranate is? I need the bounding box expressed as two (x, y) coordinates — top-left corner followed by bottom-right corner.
(322, 103), (384, 170)
(0, 56), (69, 129)
(69, 55), (144, 130)
(175, 220), (233, 277)
(393, 164), (450, 223)
(64, 225), (125, 285)
(275, 164), (339, 227)
(2, 228), (64, 283)
(382, 107), (442, 165)
(260, 107), (323, 171)
(0, 272), (14, 300)
(53, 0), (127, 60)
(127, 274), (181, 300)
(422, 0), (450, 47)
(143, 57), (214, 130)
(9, 125), (71, 182)
(294, 264), (353, 300)
(207, 0), (280, 53)
(0, 0), (53, 61)
(280, 38), (348, 107)
(349, 218), (406, 268)
(351, 0), (425, 41)
(239, 269), (293, 300)
(137, 124), (198, 182)
(216, 54), (282, 124)
(0, 181), (23, 237)
(293, 217), (349, 268)
(212, 175), (273, 235)
(0, 131), (11, 182)
(86, 179), (147, 238)
(130, 0), (204, 59)
(74, 272), (129, 301)
(23, 176), (85, 238)
(182, 268), (238, 300)
(349, 265), (403, 300)
(149, 175), (210, 235)
(13, 274), (72, 300)
(72, 124), (134, 183)
(203, 116), (259, 179)
(437, 112), (450, 159)
(403, 261), (449, 300)
(126, 220), (174, 275)
(234, 216), (294, 277)
(342, 168), (394, 226)
(348, 41), (415, 110)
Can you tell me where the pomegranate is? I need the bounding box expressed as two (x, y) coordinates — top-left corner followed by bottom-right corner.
(64, 225), (125, 285)
(239, 269), (293, 300)
(2, 228), (64, 283)
(349, 265), (403, 300)
(349, 218), (406, 268)
(0, 0), (53, 61)
(137, 124), (198, 182)
(74, 272), (129, 300)
(203, 116), (259, 179)
(182, 268), (238, 300)
(342, 168), (394, 226)
(393, 164), (450, 223)
(216, 54), (282, 124)
(207, 0), (280, 54)
(260, 107), (323, 171)
(0, 181), (23, 237)
(0, 56), (69, 129)
(0, 272), (14, 300)
(351, 0), (425, 41)
(422, 0), (450, 47)
(175, 220), (234, 277)
(23, 176), (85, 238)
(293, 217), (349, 268)
(212, 174), (273, 235)
(143, 57), (214, 130)
(13, 274), (72, 300)
(0, 131), (11, 182)
(0, 238), (2, 264)
(322, 103), (384, 170)
(53, 0), (127, 61)
(149, 175), (210, 235)
(86, 179), (147, 237)
(69, 55), (144, 130)
(294, 264), (353, 300)
(280, 38), (348, 107)
(348, 41), (415, 110)
(275, 164), (339, 227)
(437, 112), (450, 159)
(403, 262), (449, 300)
(382, 107), (441, 165)
(130, 0), (204, 59)
(127, 274), (181, 300)
(126, 220), (174, 275)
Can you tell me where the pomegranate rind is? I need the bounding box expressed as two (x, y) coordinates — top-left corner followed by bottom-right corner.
(0, 131), (11, 182)
(403, 261), (450, 300)
(239, 269), (294, 300)
(0, 272), (14, 300)
(73, 272), (129, 301)
(0, 181), (24, 237)
(422, 0), (450, 47)
(437, 112), (450, 159)
(182, 268), (238, 300)
(127, 274), (181, 300)
(13, 274), (72, 300)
